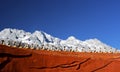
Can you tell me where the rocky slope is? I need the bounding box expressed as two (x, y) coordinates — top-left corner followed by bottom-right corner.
(0, 45), (120, 72)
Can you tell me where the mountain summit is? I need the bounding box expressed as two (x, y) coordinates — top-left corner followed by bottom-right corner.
(0, 28), (118, 53)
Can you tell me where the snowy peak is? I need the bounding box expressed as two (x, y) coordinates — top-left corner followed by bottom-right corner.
(66, 36), (82, 44)
(83, 38), (111, 49)
(67, 36), (77, 40)
(0, 28), (119, 53)
(32, 30), (61, 45)
(60, 36), (82, 47)
(0, 28), (31, 40)
(32, 31), (47, 44)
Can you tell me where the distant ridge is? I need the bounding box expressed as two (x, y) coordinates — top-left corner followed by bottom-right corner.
(0, 28), (119, 53)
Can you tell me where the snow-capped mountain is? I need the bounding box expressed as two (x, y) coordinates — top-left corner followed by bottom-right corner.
(0, 28), (61, 45)
(0, 28), (118, 53)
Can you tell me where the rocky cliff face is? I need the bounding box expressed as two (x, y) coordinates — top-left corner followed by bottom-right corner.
(0, 45), (120, 72)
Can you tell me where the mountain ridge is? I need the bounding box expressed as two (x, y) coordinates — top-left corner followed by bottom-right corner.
(0, 28), (118, 53)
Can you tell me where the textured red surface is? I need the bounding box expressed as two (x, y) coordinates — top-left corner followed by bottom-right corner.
(0, 45), (120, 72)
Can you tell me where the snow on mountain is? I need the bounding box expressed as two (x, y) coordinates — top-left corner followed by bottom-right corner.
(0, 28), (118, 53)
(60, 36), (82, 46)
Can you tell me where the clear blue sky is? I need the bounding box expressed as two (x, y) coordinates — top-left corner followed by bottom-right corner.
(0, 0), (120, 49)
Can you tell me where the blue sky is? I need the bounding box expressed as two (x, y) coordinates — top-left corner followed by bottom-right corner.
(0, 0), (120, 49)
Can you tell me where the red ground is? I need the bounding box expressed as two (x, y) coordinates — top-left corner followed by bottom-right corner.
(0, 45), (120, 72)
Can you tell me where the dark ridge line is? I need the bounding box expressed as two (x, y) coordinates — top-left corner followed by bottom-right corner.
(39, 64), (78, 69)
(0, 57), (11, 70)
(0, 53), (32, 58)
(0, 53), (32, 70)
(58, 64), (77, 68)
(76, 58), (91, 70)
(91, 61), (113, 72)
(38, 61), (79, 69)
(54, 61), (79, 66)
(29, 58), (91, 70)
(29, 61), (79, 69)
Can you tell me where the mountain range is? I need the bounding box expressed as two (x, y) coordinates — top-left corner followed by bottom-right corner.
(0, 28), (118, 53)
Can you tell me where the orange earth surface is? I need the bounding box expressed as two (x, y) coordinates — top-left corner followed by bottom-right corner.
(0, 45), (120, 72)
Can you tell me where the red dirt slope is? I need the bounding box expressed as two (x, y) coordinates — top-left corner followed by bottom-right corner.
(0, 45), (120, 72)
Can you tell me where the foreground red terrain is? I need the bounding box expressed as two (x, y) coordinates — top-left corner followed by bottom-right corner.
(0, 45), (120, 72)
